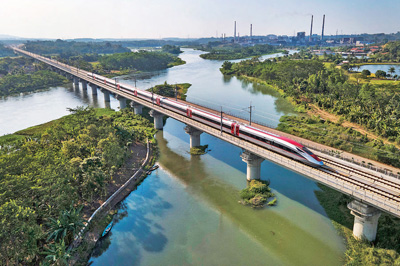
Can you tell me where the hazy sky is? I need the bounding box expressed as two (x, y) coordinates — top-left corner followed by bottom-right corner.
(1, 0), (399, 39)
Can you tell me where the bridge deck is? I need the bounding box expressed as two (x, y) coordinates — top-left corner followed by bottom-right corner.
(13, 47), (400, 217)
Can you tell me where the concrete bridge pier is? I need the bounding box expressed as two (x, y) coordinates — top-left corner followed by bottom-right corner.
(117, 95), (127, 109)
(89, 84), (98, 95)
(241, 150), (264, 181)
(149, 110), (164, 130)
(184, 125), (203, 148)
(103, 90), (110, 102)
(81, 80), (88, 90)
(348, 200), (381, 242)
(73, 77), (79, 87)
(131, 102), (143, 115)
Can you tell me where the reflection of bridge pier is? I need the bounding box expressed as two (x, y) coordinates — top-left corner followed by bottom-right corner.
(241, 150), (264, 181)
(348, 200), (381, 241)
(184, 125), (203, 148)
(149, 110), (164, 130)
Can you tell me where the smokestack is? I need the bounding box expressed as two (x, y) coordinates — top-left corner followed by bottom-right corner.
(321, 14), (325, 41)
(234, 21), (236, 42)
(250, 24), (253, 42)
(309, 15), (313, 42)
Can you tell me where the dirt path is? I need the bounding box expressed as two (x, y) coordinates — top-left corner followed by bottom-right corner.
(307, 104), (399, 148)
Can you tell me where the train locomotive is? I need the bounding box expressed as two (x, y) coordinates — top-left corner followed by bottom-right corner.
(87, 72), (324, 167)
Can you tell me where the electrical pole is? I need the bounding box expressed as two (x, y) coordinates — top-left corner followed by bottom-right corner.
(220, 107), (223, 135)
(243, 102), (255, 125)
(175, 84), (178, 101)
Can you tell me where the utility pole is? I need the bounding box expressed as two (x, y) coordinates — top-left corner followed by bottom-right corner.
(243, 102), (255, 125)
(220, 107), (223, 135)
(134, 77), (137, 87)
(175, 84), (178, 101)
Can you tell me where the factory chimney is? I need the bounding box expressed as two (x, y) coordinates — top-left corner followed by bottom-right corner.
(309, 15), (313, 42)
(234, 21), (237, 42)
(321, 14), (325, 41)
(250, 24), (253, 42)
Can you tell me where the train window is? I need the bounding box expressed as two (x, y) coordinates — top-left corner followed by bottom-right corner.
(296, 147), (304, 153)
(303, 147), (313, 155)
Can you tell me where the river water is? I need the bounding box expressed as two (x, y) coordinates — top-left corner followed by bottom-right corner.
(1, 49), (345, 265)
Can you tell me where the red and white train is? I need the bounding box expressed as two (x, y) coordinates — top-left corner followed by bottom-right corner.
(87, 72), (324, 167)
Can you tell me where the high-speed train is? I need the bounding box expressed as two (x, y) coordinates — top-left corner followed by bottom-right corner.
(87, 72), (324, 167)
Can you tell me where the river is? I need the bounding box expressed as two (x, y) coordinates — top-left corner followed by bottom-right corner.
(1, 49), (345, 265)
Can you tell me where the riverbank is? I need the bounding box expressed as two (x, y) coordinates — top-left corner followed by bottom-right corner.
(0, 107), (157, 265)
(71, 140), (156, 265)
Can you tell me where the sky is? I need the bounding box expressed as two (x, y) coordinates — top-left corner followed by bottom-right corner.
(0, 0), (399, 39)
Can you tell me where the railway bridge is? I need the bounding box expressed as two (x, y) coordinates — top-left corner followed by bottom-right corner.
(13, 47), (400, 242)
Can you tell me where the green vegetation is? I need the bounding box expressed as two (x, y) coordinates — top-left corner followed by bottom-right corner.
(0, 107), (156, 265)
(147, 82), (192, 100)
(190, 145), (209, 155)
(278, 115), (400, 168)
(200, 44), (280, 60)
(315, 184), (400, 265)
(0, 43), (14, 57)
(239, 180), (276, 207)
(99, 51), (185, 72)
(372, 41), (400, 62)
(162, 45), (182, 54)
(24, 39), (130, 57)
(222, 57), (400, 155)
(0, 57), (68, 96)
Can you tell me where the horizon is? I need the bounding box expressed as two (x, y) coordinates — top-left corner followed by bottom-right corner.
(1, 0), (399, 40)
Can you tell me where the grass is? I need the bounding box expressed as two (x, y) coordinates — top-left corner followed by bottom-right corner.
(315, 184), (400, 265)
(277, 115), (400, 167)
(347, 72), (400, 85)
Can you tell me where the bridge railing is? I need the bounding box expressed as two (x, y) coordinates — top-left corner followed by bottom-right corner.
(18, 47), (400, 206)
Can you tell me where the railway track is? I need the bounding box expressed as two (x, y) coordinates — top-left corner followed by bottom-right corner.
(318, 156), (400, 202)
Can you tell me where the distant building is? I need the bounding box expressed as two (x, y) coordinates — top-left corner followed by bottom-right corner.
(297, 32), (306, 39)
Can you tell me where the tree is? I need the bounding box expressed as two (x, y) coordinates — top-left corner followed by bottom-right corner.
(42, 240), (71, 266)
(389, 67), (396, 76)
(375, 70), (387, 78)
(47, 205), (85, 245)
(361, 69), (371, 78)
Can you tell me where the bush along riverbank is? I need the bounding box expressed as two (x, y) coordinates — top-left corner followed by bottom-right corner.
(0, 107), (156, 265)
(239, 180), (276, 208)
(315, 184), (400, 265)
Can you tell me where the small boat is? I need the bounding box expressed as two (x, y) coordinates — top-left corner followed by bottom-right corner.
(148, 165), (159, 172)
(101, 221), (113, 238)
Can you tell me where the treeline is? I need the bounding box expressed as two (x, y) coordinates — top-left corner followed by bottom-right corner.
(24, 39), (130, 57)
(99, 51), (185, 71)
(200, 44), (280, 60)
(161, 45), (182, 54)
(372, 41), (400, 62)
(222, 58), (400, 163)
(0, 107), (156, 265)
(0, 57), (68, 96)
(0, 43), (14, 57)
